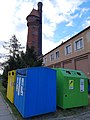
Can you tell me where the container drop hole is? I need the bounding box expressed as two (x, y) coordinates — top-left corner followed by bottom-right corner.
(12, 72), (14, 75)
(77, 72), (81, 76)
(66, 71), (71, 74)
(9, 73), (11, 75)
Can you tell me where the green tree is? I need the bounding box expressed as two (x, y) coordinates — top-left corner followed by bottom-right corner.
(3, 35), (24, 58)
(2, 35), (24, 88)
(2, 37), (42, 89)
(25, 45), (43, 67)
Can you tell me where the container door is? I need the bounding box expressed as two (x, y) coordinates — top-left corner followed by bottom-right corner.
(19, 76), (26, 115)
(7, 72), (11, 101)
(15, 75), (26, 115)
(63, 77), (75, 108)
(7, 71), (16, 103)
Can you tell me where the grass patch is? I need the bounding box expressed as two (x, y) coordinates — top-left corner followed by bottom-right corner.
(0, 80), (22, 120)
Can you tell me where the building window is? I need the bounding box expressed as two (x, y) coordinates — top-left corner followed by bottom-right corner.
(50, 54), (54, 61)
(43, 58), (47, 65)
(65, 44), (72, 55)
(44, 58), (47, 63)
(56, 51), (59, 59)
(74, 37), (84, 51)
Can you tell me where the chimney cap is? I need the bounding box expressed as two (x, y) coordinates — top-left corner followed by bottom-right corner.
(38, 2), (43, 6)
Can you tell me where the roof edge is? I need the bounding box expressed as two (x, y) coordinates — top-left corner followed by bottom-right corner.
(43, 26), (90, 57)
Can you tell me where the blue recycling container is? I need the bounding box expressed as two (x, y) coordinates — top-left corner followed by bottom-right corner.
(14, 67), (56, 118)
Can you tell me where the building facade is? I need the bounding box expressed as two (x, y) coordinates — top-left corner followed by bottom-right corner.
(43, 26), (90, 79)
(26, 2), (43, 56)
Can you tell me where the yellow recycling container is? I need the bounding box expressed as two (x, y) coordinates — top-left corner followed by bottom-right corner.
(7, 70), (16, 103)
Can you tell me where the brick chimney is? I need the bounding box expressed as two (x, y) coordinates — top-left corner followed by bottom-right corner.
(26, 2), (43, 56)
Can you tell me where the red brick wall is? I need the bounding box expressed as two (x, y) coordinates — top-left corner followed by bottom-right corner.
(27, 15), (40, 54)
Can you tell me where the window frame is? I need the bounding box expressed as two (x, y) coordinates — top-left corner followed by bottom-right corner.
(74, 37), (84, 51)
(65, 43), (72, 55)
(50, 54), (54, 61)
(43, 58), (47, 64)
(56, 51), (60, 59)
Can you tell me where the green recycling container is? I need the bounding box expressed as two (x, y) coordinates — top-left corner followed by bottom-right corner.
(54, 68), (88, 109)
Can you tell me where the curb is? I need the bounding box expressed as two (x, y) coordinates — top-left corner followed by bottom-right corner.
(0, 92), (17, 120)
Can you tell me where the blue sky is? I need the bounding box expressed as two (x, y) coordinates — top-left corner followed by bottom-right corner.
(0, 0), (90, 59)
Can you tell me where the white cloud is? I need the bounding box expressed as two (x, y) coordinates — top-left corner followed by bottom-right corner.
(42, 38), (59, 55)
(42, 35), (71, 55)
(83, 17), (90, 28)
(0, 0), (87, 57)
(0, 0), (16, 41)
(42, 0), (85, 39)
(79, 8), (90, 18)
(66, 21), (73, 27)
(42, 22), (56, 38)
(56, 0), (86, 14)
(14, 1), (34, 23)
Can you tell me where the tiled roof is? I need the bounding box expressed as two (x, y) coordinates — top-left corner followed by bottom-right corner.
(30, 9), (40, 17)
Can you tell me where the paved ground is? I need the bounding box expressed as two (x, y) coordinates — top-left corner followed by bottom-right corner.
(0, 92), (90, 120)
(45, 111), (90, 120)
(0, 92), (16, 120)
(24, 106), (90, 120)
(29, 109), (90, 120)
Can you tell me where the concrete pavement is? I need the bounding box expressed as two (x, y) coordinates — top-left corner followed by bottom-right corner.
(0, 92), (16, 120)
(46, 111), (90, 120)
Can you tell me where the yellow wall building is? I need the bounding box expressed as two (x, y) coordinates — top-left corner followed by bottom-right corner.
(43, 26), (90, 79)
